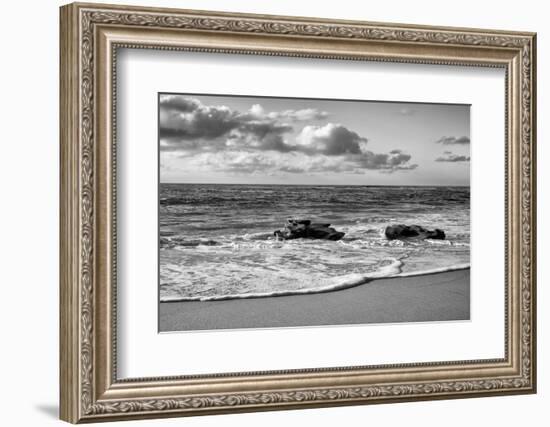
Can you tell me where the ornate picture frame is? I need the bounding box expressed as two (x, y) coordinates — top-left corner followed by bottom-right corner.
(60, 2), (536, 423)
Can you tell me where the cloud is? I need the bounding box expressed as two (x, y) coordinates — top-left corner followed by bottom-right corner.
(159, 95), (328, 151)
(160, 95), (417, 175)
(435, 136), (470, 145)
(435, 152), (470, 162)
(297, 123), (367, 155)
(160, 96), (201, 113)
(304, 150), (416, 173)
(187, 150), (417, 175)
(247, 104), (328, 121)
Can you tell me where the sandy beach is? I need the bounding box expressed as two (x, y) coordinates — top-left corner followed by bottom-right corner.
(159, 268), (470, 332)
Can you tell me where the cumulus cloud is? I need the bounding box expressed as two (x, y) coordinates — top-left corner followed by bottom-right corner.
(160, 95), (417, 175)
(297, 124), (367, 155)
(160, 95), (326, 148)
(160, 99), (239, 143)
(435, 152), (470, 162)
(435, 136), (470, 145)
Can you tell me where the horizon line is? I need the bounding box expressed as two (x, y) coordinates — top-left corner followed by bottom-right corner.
(159, 182), (470, 187)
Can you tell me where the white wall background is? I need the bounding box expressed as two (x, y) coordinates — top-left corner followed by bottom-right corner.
(0, 0), (545, 425)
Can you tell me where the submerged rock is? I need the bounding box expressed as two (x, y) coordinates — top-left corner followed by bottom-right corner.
(274, 219), (345, 241)
(385, 224), (445, 240)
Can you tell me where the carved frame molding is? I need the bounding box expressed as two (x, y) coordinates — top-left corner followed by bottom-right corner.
(60, 2), (536, 423)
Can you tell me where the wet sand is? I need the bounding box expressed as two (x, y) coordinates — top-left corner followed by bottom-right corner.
(159, 268), (470, 332)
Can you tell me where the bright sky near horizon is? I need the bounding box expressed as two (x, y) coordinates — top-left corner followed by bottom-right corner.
(159, 94), (470, 186)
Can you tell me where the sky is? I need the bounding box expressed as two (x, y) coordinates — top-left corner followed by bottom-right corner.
(159, 93), (470, 186)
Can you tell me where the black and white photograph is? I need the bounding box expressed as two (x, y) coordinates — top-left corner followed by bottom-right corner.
(158, 93), (471, 332)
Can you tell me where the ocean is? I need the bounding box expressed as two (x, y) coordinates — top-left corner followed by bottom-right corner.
(159, 184), (470, 302)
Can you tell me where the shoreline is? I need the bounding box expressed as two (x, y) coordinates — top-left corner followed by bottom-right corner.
(160, 264), (470, 303)
(159, 268), (470, 332)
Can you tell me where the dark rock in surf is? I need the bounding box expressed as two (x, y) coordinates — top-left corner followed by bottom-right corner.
(274, 219), (345, 241)
(384, 224), (445, 240)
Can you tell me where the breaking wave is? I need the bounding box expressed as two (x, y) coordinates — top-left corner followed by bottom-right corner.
(161, 260), (470, 302)
(159, 183), (470, 302)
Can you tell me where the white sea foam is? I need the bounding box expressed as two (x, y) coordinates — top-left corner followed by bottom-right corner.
(160, 259), (470, 302)
(160, 184), (471, 302)
(394, 263), (470, 278)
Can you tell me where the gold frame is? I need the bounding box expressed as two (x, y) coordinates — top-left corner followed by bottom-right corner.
(60, 2), (537, 423)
